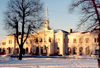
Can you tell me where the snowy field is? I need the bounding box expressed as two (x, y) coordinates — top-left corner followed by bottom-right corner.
(0, 55), (98, 68)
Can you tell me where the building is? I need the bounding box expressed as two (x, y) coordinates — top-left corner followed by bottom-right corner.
(68, 29), (99, 55)
(0, 20), (99, 56)
(0, 20), (68, 56)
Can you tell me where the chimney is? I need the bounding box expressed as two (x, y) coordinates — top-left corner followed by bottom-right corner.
(68, 29), (72, 33)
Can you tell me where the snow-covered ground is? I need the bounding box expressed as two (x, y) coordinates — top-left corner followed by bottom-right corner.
(0, 55), (98, 68)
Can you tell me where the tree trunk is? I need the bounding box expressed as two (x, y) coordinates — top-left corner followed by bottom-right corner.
(19, 45), (23, 60)
(98, 57), (100, 68)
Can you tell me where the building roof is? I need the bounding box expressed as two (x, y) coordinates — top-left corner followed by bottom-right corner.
(54, 29), (68, 34)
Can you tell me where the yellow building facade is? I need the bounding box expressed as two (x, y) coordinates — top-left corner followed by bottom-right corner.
(0, 20), (68, 56)
(68, 29), (99, 55)
(0, 20), (99, 56)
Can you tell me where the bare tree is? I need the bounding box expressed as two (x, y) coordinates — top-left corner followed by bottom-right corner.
(4, 0), (44, 60)
(69, 0), (100, 67)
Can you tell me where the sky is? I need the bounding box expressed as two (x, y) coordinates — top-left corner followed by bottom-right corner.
(0, 0), (79, 43)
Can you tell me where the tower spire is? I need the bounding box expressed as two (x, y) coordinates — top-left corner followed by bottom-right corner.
(43, 4), (50, 30)
(46, 4), (48, 20)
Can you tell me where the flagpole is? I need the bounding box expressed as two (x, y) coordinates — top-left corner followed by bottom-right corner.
(46, 4), (48, 20)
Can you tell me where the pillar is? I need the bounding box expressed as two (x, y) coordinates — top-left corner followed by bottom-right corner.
(92, 46), (96, 55)
(39, 45), (41, 56)
(11, 48), (13, 54)
(47, 47), (50, 56)
(5, 48), (8, 54)
(77, 47), (79, 55)
(31, 45), (34, 53)
(28, 47), (30, 53)
(71, 47), (74, 55)
(83, 47), (86, 55)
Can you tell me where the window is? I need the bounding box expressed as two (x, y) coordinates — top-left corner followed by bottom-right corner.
(2, 42), (6, 45)
(49, 37), (52, 42)
(44, 46), (46, 49)
(35, 38), (38, 42)
(26, 41), (28, 44)
(94, 38), (96, 43)
(79, 38), (82, 43)
(73, 38), (76, 43)
(9, 40), (12, 44)
(40, 38), (42, 42)
(86, 38), (89, 43)
(94, 38), (98, 43)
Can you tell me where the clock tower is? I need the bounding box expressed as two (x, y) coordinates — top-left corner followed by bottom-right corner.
(43, 20), (50, 30)
(43, 5), (50, 30)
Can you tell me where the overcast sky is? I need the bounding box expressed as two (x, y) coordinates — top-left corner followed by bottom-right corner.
(0, 0), (79, 43)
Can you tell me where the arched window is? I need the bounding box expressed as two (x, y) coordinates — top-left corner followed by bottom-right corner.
(26, 48), (28, 54)
(7, 47), (11, 54)
(44, 46), (46, 49)
(68, 47), (72, 55)
(36, 38), (38, 42)
(73, 47), (77, 54)
(86, 46), (90, 55)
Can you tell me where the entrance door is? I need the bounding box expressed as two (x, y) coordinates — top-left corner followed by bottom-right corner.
(41, 47), (43, 55)
(79, 47), (83, 55)
(73, 47), (77, 55)
(8, 47), (11, 54)
(36, 47), (39, 55)
(26, 48), (28, 54)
